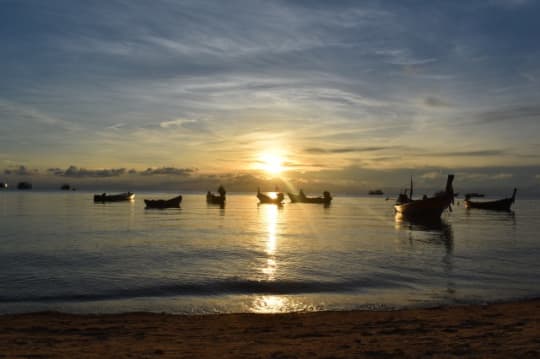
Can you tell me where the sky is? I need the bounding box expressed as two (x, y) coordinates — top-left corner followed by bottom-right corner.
(1, 0), (539, 194)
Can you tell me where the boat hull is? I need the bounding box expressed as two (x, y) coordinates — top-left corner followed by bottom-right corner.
(287, 193), (332, 204)
(144, 195), (182, 209)
(394, 174), (454, 220)
(257, 193), (284, 205)
(94, 192), (135, 202)
(464, 198), (514, 211)
(464, 189), (516, 211)
(206, 193), (225, 205)
(394, 195), (452, 220)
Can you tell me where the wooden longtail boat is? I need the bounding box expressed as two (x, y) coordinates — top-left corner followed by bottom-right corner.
(257, 188), (284, 204)
(394, 175), (454, 220)
(464, 188), (516, 211)
(94, 192), (135, 202)
(144, 195), (182, 209)
(287, 190), (332, 205)
(207, 185), (226, 205)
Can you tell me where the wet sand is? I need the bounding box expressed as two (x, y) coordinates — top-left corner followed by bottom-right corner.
(1, 299), (539, 358)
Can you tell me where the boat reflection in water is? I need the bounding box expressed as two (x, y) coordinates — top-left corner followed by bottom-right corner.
(394, 213), (455, 299)
(394, 213), (453, 253)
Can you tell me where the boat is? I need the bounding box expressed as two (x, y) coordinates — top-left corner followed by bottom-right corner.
(394, 175), (454, 220)
(0, 182), (7, 189)
(17, 182), (32, 190)
(464, 189), (516, 211)
(257, 188), (284, 204)
(60, 184), (71, 190)
(94, 192), (135, 202)
(287, 190), (332, 205)
(144, 195), (182, 209)
(368, 189), (384, 195)
(207, 185), (226, 205)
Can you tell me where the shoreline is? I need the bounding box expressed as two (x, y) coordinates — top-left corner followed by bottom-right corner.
(1, 298), (538, 358)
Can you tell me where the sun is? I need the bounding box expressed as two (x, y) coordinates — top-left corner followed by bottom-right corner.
(259, 152), (284, 175)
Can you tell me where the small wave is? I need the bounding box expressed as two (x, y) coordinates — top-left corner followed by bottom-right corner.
(0, 277), (410, 303)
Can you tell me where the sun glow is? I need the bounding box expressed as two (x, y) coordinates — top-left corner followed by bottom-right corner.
(259, 152), (285, 176)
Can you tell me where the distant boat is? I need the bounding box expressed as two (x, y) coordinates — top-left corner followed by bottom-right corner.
(207, 185), (226, 205)
(60, 184), (71, 190)
(464, 189), (516, 211)
(94, 192), (134, 202)
(257, 188), (284, 205)
(144, 195), (182, 209)
(17, 182), (32, 190)
(394, 175), (454, 220)
(0, 182), (7, 189)
(368, 189), (384, 195)
(287, 190), (332, 205)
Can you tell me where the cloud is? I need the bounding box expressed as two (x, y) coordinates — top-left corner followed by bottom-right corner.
(4, 165), (38, 176)
(426, 150), (505, 157)
(493, 173), (513, 179)
(424, 96), (451, 108)
(475, 105), (540, 124)
(420, 171), (443, 180)
(304, 146), (397, 154)
(50, 165), (127, 178)
(141, 167), (196, 176)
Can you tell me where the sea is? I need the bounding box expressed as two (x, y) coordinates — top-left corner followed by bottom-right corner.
(0, 191), (539, 314)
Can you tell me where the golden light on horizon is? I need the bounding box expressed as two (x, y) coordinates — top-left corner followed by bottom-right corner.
(258, 152), (285, 176)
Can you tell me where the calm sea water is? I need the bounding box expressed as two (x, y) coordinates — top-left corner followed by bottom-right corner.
(0, 191), (538, 314)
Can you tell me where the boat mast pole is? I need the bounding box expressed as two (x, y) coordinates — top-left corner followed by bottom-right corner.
(409, 176), (413, 200)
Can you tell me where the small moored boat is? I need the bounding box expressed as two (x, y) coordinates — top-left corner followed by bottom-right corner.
(287, 190), (332, 205)
(368, 189), (384, 195)
(464, 189), (516, 211)
(207, 185), (226, 205)
(94, 192), (135, 202)
(144, 195), (182, 209)
(257, 188), (284, 205)
(394, 175), (454, 220)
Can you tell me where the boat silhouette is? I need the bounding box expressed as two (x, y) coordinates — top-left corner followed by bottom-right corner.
(94, 192), (134, 202)
(287, 190), (332, 205)
(257, 187), (284, 205)
(207, 185), (226, 205)
(394, 175), (454, 220)
(144, 195), (182, 209)
(464, 189), (516, 211)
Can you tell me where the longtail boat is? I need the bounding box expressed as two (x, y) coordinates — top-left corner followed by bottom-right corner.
(287, 190), (332, 205)
(464, 189), (516, 211)
(394, 175), (454, 220)
(207, 185), (226, 205)
(144, 195), (182, 209)
(94, 192), (135, 202)
(257, 188), (284, 205)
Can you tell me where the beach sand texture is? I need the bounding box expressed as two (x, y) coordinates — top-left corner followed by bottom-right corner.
(1, 299), (539, 358)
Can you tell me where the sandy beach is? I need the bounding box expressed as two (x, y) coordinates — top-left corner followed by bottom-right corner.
(0, 299), (538, 358)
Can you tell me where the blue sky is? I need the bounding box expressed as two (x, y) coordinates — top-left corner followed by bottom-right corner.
(1, 0), (539, 193)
